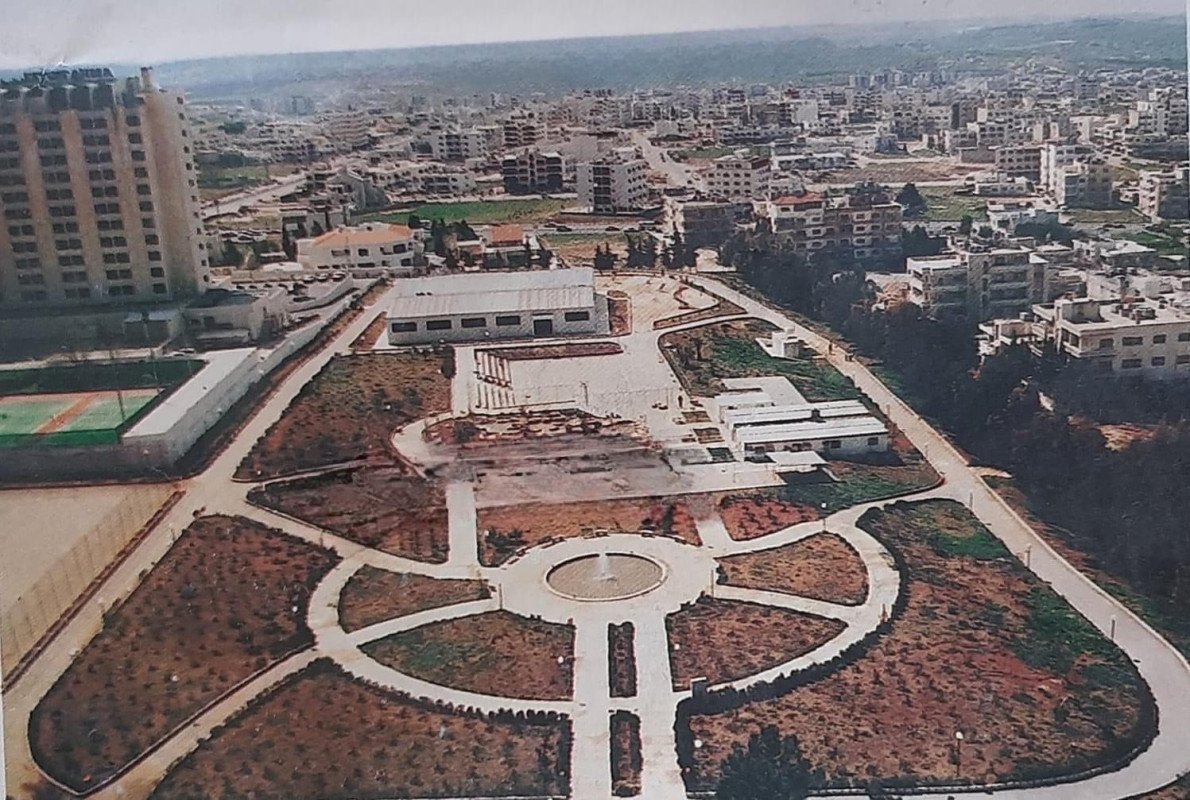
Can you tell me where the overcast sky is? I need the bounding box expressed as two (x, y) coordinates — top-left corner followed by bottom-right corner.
(0, 0), (1185, 70)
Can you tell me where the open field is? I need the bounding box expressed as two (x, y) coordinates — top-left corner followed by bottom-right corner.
(1122, 229), (1190, 259)
(237, 351), (453, 479)
(1063, 207), (1146, 225)
(339, 566), (490, 633)
(719, 533), (869, 606)
(540, 231), (629, 266)
(250, 466), (449, 562)
(363, 610), (575, 701)
(478, 496), (703, 566)
(150, 659), (571, 799)
(821, 160), (980, 185)
(29, 515), (338, 792)
(660, 318), (859, 401)
(917, 187), (989, 222)
(682, 500), (1152, 791)
(781, 454), (939, 513)
(667, 597), (845, 690)
(363, 197), (569, 225)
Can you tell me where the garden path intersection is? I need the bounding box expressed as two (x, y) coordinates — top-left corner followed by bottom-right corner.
(2, 274), (1188, 800)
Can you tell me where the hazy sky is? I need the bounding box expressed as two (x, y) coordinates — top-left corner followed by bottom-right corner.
(0, 0), (1185, 69)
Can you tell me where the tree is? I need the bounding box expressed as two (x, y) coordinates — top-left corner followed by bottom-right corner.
(959, 214), (974, 235)
(221, 240), (241, 267)
(407, 213), (423, 230)
(896, 182), (928, 218)
(716, 726), (815, 800)
(901, 225), (946, 260)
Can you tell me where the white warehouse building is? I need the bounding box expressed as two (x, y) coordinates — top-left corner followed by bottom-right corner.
(386, 267), (611, 345)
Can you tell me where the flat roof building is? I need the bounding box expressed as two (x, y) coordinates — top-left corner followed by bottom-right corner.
(296, 222), (419, 274)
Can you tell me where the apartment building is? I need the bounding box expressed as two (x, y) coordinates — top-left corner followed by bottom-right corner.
(705, 154), (771, 201)
(501, 149), (564, 194)
(296, 222), (419, 273)
(429, 128), (488, 162)
(993, 144), (1042, 182)
(0, 67), (209, 311)
(671, 200), (740, 249)
(766, 190), (902, 265)
(1129, 87), (1190, 138)
(1138, 165), (1189, 221)
(576, 149), (649, 213)
(1033, 296), (1190, 379)
(908, 241), (1048, 321)
(502, 115), (542, 149)
(1053, 158), (1113, 209)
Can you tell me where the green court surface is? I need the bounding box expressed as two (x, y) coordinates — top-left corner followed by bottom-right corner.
(0, 399), (74, 435)
(59, 393), (157, 432)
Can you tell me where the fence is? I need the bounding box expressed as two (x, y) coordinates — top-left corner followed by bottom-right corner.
(0, 484), (173, 679)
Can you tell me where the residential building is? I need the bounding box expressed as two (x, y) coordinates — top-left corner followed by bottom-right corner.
(0, 67), (210, 310)
(671, 200), (740, 249)
(576, 149), (649, 213)
(992, 144), (1042, 182)
(296, 222), (419, 274)
(386, 267), (610, 345)
(766, 190), (902, 265)
(705, 154), (771, 201)
(502, 115), (542, 149)
(908, 239), (1050, 320)
(1138, 166), (1190, 221)
(429, 128), (488, 162)
(1053, 158), (1113, 209)
(501, 149), (564, 194)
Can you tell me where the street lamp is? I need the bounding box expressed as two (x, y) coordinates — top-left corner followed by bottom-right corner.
(1110, 614), (1117, 642)
(954, 731), (964, 777)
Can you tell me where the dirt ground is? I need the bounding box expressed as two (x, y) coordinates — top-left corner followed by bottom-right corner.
(667, 597), (845, 690)
(716, 491), (820, 540)
(149, 659), (571, 799)
(477, 496), (703, 566)
(611, 711), (643, 796)
(718, 533), (869, 606)
(480, 342), (623, 361)
(683, 500), (1150, 791)
(363, 610), (575, 701)
(426, 408), (644, 448)
(339, 566), (490, 632)
(30, 515), (338, 792)
(249, 466), (449, 563)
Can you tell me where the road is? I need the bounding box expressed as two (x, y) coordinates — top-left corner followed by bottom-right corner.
(201, 172), (308, 220)
(631, 130), (701, 192)
(691, 274), (1190, 800)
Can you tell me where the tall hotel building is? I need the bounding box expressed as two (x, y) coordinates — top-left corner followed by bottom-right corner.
(0, 67), (208, 311)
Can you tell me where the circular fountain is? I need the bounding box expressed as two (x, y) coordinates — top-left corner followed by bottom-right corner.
(546, 552), (665, 601)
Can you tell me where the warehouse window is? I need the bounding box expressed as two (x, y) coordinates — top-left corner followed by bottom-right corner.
(564, 310), (590, 322)
(495, 314), (521, 326)
(461, 317), (486, 329)
(425, 319), (452, 331)
(390, 322), (417, 333)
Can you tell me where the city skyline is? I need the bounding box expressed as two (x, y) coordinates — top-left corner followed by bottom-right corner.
(0, 0), (1184, 70)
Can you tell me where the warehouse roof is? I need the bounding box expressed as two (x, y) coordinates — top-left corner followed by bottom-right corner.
(735, 417), (888, 445)
(388, 268), (597, 319)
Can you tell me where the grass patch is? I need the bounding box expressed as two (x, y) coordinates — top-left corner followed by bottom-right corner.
(1012, 587), (1126, 676)
(1121, 230), (1190, 259)
(196, 164), (272, 189)
(917, 188), (988, 222)
(1063, 207), (1144, 225)
(360, 198), (568, 225)
(930, 528), (1008, 560)
(780, 457), (937, 513)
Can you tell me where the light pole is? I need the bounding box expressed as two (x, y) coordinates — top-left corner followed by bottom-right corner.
(1110, 614), (1117, 642)
(954, 730), (964, 777)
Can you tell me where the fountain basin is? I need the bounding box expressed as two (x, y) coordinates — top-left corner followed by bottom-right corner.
(546, 553), (665, 602)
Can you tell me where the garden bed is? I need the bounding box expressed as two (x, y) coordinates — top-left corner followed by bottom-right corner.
(237, 351), (453, 480)
(609, 622), (638, 698)
(717, 491), (819, 540)
(349, 314), (387, 351)
(150, 659), (571, 799)
(652, 298), (745, 330)
(780, 454), (939, 513)
(659, 318), (859, 402)
(427, 408), (642, 448)
(339, 566), (490, 633)
(249, 466), (449, 562)
(30, 516), (338, 792)
(610, 711), (643, 797)
(666, 597), (845, 691)
(362, 610), (575, 701)
(718, 533), (869, 606)
(681, 500), (1152, 791)
(481, 341), (623, 361)
(478, 496), (702, 566)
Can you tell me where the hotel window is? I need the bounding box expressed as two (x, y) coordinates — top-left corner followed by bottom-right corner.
(425, 319), (452, 331)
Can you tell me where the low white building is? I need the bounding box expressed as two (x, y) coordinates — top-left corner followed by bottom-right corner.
(705, 154), (772, 201)
(296, 223), (420, 275)
(576, 148), (649, 213)
(386, 267), (611, 345)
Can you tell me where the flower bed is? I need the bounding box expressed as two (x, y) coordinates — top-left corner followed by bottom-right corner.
(610, 711), (643, 797)
(666, 597), (845, 691)
(480, 341), (623, 361)
(717, 491), (819, 540)
(363, 610), (575, 701)
(652, 298), (744, 329)
(609, 622), (637, 698)
(30, 515), (338, 792)
(718, 533), (869, 606)
(478, 496), (702, 566)
(236, 351), (453, 480)
(249, 466), (449, 563)
(339, 566), (490, 633)
(680, 500), (1153, 791)
(150, 659), (571, 799)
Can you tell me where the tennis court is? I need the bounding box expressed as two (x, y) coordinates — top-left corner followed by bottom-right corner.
(0, 389), (159, 442)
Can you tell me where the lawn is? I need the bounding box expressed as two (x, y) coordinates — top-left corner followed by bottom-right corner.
(150, 659), (572, 800)
(363, 610), (575, 701)
(0, 398), (72, 434)
(339, 566), (490, 633)
(681, 499), (1153, 791)
(1063, 207), (1145, 225)
(779, 455), (939, 513)
(30, 515), (339, 793)
(718, 533), (869, 606)
(667, 597), (845, 690)
(237, 351), (453, 480)
(916, 188), (988, 223)
(361, 197), (569, 226)
(1121, 229), (1190, 259)
(249, 466), (450, 563)
(660, 318), (860, 402)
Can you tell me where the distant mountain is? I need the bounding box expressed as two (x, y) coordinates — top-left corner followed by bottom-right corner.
(6, 16), (1185, 100)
